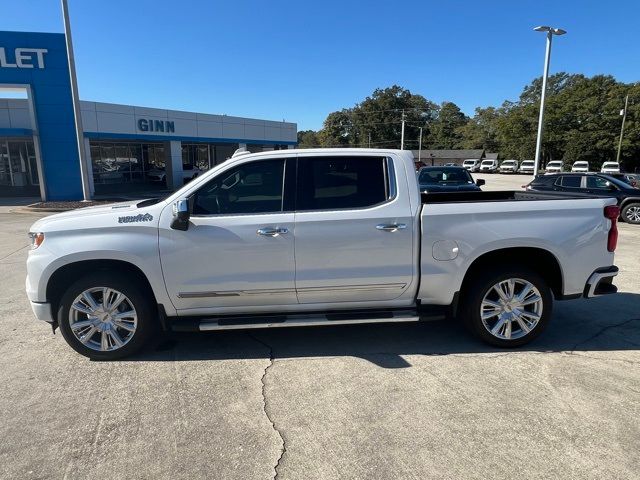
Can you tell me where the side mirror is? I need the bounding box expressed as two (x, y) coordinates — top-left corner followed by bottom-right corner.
(171, 199), (190, 231)
(476, 179), (486, 187)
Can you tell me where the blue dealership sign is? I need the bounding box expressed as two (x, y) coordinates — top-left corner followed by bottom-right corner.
(0, 31), (82, 200)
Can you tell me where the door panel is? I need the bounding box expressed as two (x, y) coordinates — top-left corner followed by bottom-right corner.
(293, 155), (415, 304)
(159, 157), (297, 311)
(159, 212), (296, 310)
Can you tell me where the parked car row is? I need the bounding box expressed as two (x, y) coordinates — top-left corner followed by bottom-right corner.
(461, 159), (629, 175)
(525, 172), (640, 224)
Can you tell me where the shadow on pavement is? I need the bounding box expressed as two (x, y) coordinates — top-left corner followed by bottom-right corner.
(129, 293), (640, 368)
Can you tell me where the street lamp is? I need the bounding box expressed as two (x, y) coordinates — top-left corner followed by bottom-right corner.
(532, 25), (566, 176)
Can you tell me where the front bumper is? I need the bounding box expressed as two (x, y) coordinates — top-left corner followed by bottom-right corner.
(30, 300), (54, 323)
(584, 266), (619, 298)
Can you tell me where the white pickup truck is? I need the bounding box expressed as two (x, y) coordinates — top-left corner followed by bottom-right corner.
(26, 149), (620, 360)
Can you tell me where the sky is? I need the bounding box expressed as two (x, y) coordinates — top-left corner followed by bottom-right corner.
(2, 0), (639, 131)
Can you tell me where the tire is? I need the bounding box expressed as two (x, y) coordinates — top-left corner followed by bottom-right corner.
(621, 203), (640, 224)
(58, 272), (155, 360)
(461, 267), (553, 348)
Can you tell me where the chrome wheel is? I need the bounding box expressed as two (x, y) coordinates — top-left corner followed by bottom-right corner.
(68, 287), (138, 352)
(480, 278), (543, 340)
(625, 205), (640, 223)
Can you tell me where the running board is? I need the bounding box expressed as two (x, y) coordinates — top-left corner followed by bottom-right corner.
(199, 309), (421, 331)
(166, 309), (426, 332)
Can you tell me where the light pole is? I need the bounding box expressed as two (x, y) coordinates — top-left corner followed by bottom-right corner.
(61, 0), (91, 200)
(400, 110), (406, 149)
(532, 25), (566, 176)
(418, 127), (423, 163)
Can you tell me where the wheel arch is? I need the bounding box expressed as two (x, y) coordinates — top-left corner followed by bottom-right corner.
(46, 259), (158, 320)
(459, 247), (564, 300)
(620, 197), (640, 209)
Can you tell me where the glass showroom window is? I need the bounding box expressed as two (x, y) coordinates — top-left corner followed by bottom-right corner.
(91, 141), (164, 185)
(0, 139), (39, 188)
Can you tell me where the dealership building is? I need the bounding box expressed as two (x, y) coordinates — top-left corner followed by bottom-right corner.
(0, 31), (297, 200)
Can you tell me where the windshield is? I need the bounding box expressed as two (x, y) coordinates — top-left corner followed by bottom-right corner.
(521, 161), (534, 166)
(574, 162), (588, 166)
(463, 160), (476, 165)
(481, 160), (494, 165)
(547, 161), (562, 166)
(602, 162), (618, 167)
(502, 161), (515, 166)
(418, 168), (473, 185)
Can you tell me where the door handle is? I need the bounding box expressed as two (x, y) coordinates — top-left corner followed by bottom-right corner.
(257, 227), (288, 237)
(376, 223), (407, 232)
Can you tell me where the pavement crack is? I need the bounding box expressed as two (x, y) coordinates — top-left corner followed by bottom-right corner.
(0, 244), (28, 261)
(569, 318), (640, 352)
(248, 333), (286, 480)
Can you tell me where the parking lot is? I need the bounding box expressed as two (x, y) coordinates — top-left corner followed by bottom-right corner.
(1, 175), (639, 480)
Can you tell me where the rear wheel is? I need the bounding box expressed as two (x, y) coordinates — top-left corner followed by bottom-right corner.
(58, 272), (155, 360)
(622, 203), (640, 224)
(461, 267), (552, 347)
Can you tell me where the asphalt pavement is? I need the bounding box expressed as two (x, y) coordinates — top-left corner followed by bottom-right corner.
(0, 182), (638, 480)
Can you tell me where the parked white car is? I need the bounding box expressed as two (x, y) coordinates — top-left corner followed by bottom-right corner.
(462, 159), (480, 172)
(147, 164), (203, 183)
(519, 160), (535, 174)
(545, 161), (564, 174)
(479, 159), (499, 173)
(601, 162), (621, 174)
(572, 161), (590, 173)
(499, 160), (519, 174)
(26, 148), (619, 359)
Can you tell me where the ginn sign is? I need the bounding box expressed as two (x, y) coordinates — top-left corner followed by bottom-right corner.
(0, 47), (48, 69)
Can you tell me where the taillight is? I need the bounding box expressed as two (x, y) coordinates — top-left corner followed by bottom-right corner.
(604, 205), (620, 252)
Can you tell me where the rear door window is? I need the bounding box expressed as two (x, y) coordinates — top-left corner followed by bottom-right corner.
(557, 176), (581, 188)
(297, 156), (389, 211)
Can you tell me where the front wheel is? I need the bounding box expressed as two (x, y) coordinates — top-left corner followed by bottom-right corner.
(58, 272), (155, 360)
(622, 203), (640, 224)
(461, 267), (553, 347)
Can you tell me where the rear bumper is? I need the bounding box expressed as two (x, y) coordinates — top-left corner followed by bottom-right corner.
(30, 301), (54, 323)
(584, 266), (619, 298)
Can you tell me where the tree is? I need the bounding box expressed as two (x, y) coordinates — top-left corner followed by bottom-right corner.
(297, 130), (320, 148)
(457, 107), (500, 152)
(428, 102), (468, 149)
(317, 110), (353, 147)
(316, 85), (438, 149)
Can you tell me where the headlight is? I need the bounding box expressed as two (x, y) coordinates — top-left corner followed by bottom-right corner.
(28, 232), (45, 249)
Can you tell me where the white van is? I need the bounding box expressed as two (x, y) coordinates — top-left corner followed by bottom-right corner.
(519, 160), (535, 174)
(545, 161), (563, 174)
(479, 159), (499, 173)
(601, 162), (620, 174)
(499, 160), (519, 174)
(572, 161), (589, 173)
(462, 159), (480, 172)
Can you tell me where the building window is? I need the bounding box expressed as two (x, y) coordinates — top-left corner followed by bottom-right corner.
(0, 139), (39, 193)
(90, 141), (164, 187)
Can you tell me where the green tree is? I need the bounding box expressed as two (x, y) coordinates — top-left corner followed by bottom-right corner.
(457, 106), (500, 151)
(317, 85), (438, 149)
(428, 102), (469, 149)
(297, 130), (320, 148)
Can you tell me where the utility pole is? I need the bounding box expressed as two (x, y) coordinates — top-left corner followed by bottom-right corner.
(418, 127), (423, 163)
(368, 131), (371, 148)
(616, 94), (629, 164)
(400, 110), (406, 150)
(61, 0), (91, 200)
